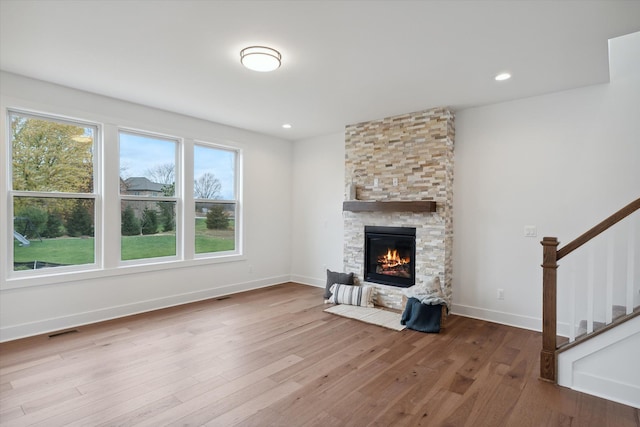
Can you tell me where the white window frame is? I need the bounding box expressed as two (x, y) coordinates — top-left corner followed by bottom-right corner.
(6, 109), (102, 280)
(118, 128), (182, 265)
(193, 140), (241, 259)
(2, 108), (244, 290)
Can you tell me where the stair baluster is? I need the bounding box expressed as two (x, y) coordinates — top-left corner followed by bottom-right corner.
(540, 197), (640, 383)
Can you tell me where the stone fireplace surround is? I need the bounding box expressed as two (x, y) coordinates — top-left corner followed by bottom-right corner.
(343, 107), (454, 311)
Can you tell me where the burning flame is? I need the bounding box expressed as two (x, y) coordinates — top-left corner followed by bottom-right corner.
(378, 248), (410, 269)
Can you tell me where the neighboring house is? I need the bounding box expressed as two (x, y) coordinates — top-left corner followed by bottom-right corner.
(122, 177), (166, 197)
(121, 177), (167, 219)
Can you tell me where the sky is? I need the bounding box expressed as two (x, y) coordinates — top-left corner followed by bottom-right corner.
(119, 132), (236, 200)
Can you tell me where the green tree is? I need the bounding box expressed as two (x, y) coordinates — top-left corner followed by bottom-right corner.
(14, 205), (47, 238)
(206, 205), (229, 230)
(158, 183), (175, 232)
(141, 208), (159, 235)
(66, 200), (93, 237)
(42, 213), (65, 238)
(11, 115), (93, 193)
(121, 205), (141, 236)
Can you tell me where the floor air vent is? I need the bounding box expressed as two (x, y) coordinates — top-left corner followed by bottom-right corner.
(48, 329), (79, 338)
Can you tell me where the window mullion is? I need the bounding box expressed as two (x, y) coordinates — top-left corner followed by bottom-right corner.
(183, 138), (195, 260)
(119, 195), (178, 203)
(103, 124), (120, 269)
(11, 191), (96, 199)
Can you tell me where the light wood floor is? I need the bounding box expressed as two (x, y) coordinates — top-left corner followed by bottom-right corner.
(0, 282), (638, 426)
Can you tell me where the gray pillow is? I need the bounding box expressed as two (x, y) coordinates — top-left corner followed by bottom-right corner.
(325, 269), (354, 299)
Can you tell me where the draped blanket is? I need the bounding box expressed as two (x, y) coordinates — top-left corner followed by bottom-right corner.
(400, 297), (443, 333)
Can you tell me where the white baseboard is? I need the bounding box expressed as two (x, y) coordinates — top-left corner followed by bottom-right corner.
(0, 275), (290, 342)
(450, 303), (542, 332)
(572, 372), (640, 409)
(290, 274), (325, 288)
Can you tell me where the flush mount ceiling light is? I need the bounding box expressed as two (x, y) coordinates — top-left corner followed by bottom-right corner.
(240, 46), (281, 72)
(495, 72), (511, 81)
(282, 123), (292, 129)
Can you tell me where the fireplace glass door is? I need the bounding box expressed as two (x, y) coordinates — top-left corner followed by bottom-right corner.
(364, 226), (416, 288)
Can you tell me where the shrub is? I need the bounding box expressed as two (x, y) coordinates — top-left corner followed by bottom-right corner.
(206, 205), (229, 230)
(158, 201), (175, 232)
(66, 200), (93, 237)
(121, 205), (141, 236)
(14, 205), (47, 237)
(141, 208), (159, 235)
(42, 213), (64, 238)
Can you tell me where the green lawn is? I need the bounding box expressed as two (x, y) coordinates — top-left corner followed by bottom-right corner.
(195, 217), (235, 254)
(121, 234), (177, 260)
(14, 220), (235, 269)
(14, 238), (95, 266)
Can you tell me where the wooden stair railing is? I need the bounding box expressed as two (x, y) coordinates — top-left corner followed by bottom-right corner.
(540, 197), (640, 383)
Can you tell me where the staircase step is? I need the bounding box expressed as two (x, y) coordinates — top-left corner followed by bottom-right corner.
(576, 320), (606, 337)
(557, 306), (640, 353)
(574, 305), (636, 336)
(612, 304), (626, 321)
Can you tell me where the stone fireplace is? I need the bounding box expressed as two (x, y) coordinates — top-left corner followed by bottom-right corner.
(343, 107), (454, 310)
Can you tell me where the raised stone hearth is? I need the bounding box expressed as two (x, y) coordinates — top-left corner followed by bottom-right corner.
(343, 107), (454, 310)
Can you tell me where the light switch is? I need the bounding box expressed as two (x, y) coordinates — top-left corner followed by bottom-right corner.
(524, 225), (537, 237)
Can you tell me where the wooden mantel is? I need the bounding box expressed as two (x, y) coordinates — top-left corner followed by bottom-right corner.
(342, 200), (436, 213)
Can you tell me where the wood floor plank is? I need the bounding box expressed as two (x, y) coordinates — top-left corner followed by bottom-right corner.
(0, 404), (24, 423)
(171, 377), (281, 426)
(203, 380), (302, 426)
(0, 282), (637, 427)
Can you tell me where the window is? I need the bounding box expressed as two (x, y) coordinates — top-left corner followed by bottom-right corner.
(4, 109), (242, 284)
(9, 111), (98, 272)
(194, 144), (238, 255)
(119, 131), (178, 262)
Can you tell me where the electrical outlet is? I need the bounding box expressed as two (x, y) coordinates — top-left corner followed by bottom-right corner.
(497, 288), (505, 300)
(393, 177), (398, 186)
(374, 178), (379, 188)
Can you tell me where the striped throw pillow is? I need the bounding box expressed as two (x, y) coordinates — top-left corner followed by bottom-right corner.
(328, 284), (374, 308)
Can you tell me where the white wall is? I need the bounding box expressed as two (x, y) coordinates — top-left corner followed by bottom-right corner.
(452, 31), (639, 330)
(290, 132), (346, 287)
(0, 72), (293, 341)
(291, 33), (639, 331)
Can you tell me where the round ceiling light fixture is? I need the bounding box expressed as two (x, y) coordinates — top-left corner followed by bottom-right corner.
(495, 72), (511, 81)
(240, 46), (281, 72)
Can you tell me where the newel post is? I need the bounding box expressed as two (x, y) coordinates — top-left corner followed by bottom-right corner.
(540, 237), (559, 382)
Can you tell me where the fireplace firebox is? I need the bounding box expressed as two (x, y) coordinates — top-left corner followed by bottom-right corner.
(364, 226), (416, 288)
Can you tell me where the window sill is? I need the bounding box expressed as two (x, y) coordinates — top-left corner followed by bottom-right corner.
(2, 254), (246, 290)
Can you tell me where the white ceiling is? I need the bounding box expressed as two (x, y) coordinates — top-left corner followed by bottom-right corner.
(1, 0), (639, 141)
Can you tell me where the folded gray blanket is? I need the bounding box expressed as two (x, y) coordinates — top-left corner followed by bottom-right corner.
(400, 297), (442, 333)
